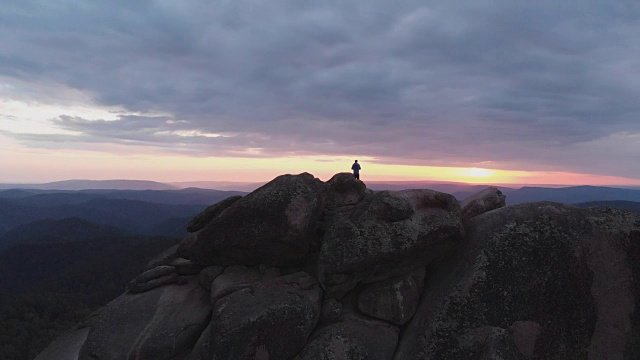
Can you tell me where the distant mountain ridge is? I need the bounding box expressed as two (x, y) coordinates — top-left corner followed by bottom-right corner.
(0, 188), (246, 206)
(170, 181), (265, 192)
(0, 217), (126, 249)
(503, 185), (640, 205)
(0, 197), (204, 238)
(574, 200), (640, 213)
(0, 179), (177, 191)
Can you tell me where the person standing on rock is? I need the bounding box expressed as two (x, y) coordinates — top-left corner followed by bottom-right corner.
(351, 160), (361, 180)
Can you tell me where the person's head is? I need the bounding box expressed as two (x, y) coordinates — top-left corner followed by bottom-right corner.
(354, 160), (358, 163)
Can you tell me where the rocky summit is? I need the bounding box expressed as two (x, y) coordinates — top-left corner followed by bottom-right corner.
(36, 173), (640, 360)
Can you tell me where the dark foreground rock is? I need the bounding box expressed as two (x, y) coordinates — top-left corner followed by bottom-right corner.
(323, 172), (367, 214)
(210, 264), (280, 304)
(396, 202), (640, 360)
(358, 273), (420, 325)
(78, 278), (210, 360)
(298, 313), (399, 360)
(186, 195), (242, 233)
(211, 272), (322, 359)
(197, 265), (224, 291)
(35, 173), (640, 360)
(317, 189), (464, 295)
(186, 324), (213, 360)
(33, 328), (90, 360)
(179, 173), (326, 266)
(460, 186), (507, 222)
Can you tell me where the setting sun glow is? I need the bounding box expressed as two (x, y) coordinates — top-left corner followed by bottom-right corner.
(464, 168), (493, 178)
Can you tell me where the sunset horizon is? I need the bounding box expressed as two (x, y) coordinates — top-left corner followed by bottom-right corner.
(2, 1), (639, 190)
(3, 150), (640, 189)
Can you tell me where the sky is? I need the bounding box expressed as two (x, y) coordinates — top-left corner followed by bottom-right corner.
(1, 0), (639, 185)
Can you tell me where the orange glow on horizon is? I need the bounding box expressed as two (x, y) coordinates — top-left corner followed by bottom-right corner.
(1, 139), (639, 187)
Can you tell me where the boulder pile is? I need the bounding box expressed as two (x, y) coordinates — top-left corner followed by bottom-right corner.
(36, 173), (640, 360)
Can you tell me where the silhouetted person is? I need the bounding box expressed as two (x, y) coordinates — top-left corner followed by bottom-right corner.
(351, 160), (361, 180)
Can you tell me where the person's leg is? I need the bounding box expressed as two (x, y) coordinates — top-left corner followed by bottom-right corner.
(355, 173), (359, 180)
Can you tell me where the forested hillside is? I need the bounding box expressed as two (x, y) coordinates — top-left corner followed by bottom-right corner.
(0, 235), (180, 360)
(0, 187), (242, 360)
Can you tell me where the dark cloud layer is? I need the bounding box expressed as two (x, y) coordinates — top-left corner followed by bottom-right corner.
(1, 0), (639, 178)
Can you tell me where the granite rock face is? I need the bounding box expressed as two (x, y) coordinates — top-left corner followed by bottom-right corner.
(460, 186), (507, 222)
(395, 202), (640, 360)
(36, 173), (640, 360)
(197, 265), (224, 291)
(79, 278), (210, 360)
(33, 328), (90, 360)
(317, 189), (464, 295)
(323, 172), (367, 213)
(185, 324), (213, 360)
(210, 264), (280, 304)
(179, 173), (326, 266)
(358, 273), (420, 325)
(186, 195), (242, 233)
(145, 244), (179, 270)
(211, 272), (322, 359)
(297, 313), (399, 360)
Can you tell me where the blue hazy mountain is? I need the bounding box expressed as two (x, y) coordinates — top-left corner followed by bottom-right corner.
(574, 200), (640, 213)
(0, 188), (246, 246)
(0, 217), (126, 249)
(0, 197), (205, 238)
(503, 185), (640, 205)
(0, 179), (178, 191)
(0, 188), (246, 206)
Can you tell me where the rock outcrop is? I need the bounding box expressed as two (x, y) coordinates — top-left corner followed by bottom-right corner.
(317, 189), (464, 296)
(210, 264), (280, 304)
(298, 313), (399, 360)
(36, 175), (640, 360)
(79, 277), (210, 359)
(357, 273), (421, 325)
(178, 173), (326, 266)
(186, 195), (242, 233)
(460, 186), (506, 221)
(211, 272), (322, 359)
(395, 202), (640, 359)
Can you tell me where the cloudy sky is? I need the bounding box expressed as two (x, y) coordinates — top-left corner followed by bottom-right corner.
(1, 0), (639, 185)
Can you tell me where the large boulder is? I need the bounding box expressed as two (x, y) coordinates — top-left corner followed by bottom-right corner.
(396, 202), (640, 359)
(297, 313), (399, 360)
(210, 264), (280, 304)
(460, 186), (506, 222)
(198, 265), (224, 291)
(317, 189), (464, 295)
(128, 265), (186, 294)
(211, 272), (322, 359)
(171, 257), (206, 275)
(145, 244), (179, 270)
(186, 195), (242, 233)
(510, 321), (543, 357)
(34, 328), (90, 360)
(320, 298), (343, 324)
(323, 172), (367, 214)
(78, 277), (211, 360)
(457, 326), (523, 360)
(179, 173), (326, 266)
(134, 265), (175, 284)
(358, 273), (421, 325)
(186, 324), (213, 360)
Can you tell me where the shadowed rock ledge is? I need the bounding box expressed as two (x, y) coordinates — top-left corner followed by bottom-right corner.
(36, 172), (640, 360)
